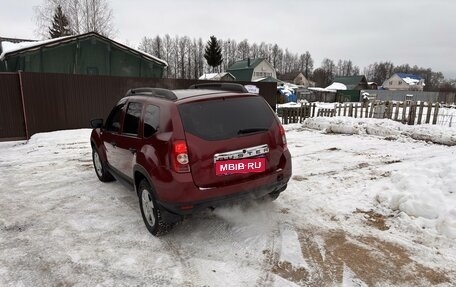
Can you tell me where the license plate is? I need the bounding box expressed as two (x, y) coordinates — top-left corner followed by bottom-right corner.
(215, 158), (265, 175)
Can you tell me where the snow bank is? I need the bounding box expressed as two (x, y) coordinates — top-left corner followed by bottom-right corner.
(300, 117), (456, 239)
(375, 157), (456, 239)
(303, 117), (456, 146)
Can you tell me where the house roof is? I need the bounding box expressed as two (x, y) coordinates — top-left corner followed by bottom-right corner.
(226, 58), (266, 81)
(198, 72), (235, 80)
(395, 73), (424, 85)
(227, 58), (264, 70)
(199, 73), (219, 80)
(277, 72), (303, 81)
(0, 32), (168, 66)
(332, 75), (367, 90)
(252, 76), (280, 83)
(326, 82), (347, 90)
(396, 73), (422, 81)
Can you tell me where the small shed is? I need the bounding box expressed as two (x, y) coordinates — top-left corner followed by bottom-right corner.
(332, 75), (369, 90)
(0, 32), (167, 78)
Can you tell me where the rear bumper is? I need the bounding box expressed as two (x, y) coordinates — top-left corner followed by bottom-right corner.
(158, 172), (290, 220)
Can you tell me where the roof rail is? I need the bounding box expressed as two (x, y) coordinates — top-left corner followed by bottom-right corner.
(188, 83), (248, 93)
(126, 87), (177, 100)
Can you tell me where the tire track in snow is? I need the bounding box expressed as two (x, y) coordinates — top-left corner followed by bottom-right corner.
(162, 239), (202, 286)
(256, 222), (312, 286)
(255, 225), (280, 286)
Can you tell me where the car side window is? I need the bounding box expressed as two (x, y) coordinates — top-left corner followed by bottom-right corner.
(123, 102), (143, 136)
(144, 105), (160, 138)
(105, 104), (124, 133)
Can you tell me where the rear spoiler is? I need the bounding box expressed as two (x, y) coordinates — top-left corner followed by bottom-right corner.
(188, 83), (248, 93)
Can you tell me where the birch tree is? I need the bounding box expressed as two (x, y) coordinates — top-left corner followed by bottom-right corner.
(34, 0), (115, 38)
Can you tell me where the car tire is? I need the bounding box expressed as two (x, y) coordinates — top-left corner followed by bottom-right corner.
(92, 147), (115, 182)
(138, 180), (171, 236)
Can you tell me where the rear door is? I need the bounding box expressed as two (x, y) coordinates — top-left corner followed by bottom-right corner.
(115, 101), (144, 179)
(178, 95), (284, 188)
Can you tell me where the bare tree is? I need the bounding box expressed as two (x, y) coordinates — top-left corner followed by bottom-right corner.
(187, 39), (194, 79)
(138, 36), (153, 54)
(152, 35), (163, 60)
(172, 35), (179, 78)
(299, 51), (313, 78)
(250, 43), (259, 59)
(179, 36), (190, 78)
(276, 48), (284, 74)
(221, 39), (230, 71)
(197, 38), (205, 76)
(228, 40), (237, 67)
(162, 34), (173, 78)
(258, 42), (270, 62)
(312, 58), (336, 86)
(271, 44), (280, 70)
(34, 0), (115, 38)
(282, 49), (298, 74)
(237, 39), (250, 60)
(335, 59), (360, 77)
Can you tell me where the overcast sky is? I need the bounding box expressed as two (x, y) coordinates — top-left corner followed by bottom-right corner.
(1, 0), (455, 78)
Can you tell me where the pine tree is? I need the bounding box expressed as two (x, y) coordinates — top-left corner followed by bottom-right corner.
(49, 5), (72, 39)
(204, 36), (223, 72)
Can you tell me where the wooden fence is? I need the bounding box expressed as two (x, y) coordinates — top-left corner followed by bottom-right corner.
(279, 101), (441, 125)
(0, 72), (277, 140)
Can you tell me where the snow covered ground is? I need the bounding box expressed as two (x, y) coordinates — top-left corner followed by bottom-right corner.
(1, 119), (456, 286)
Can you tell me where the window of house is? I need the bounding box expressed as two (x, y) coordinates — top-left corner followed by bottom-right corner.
(123, 102), (143, 136)
(143, 105), (160, 138)
(399, 81), (402, 85)
(389, 81), (393, 85)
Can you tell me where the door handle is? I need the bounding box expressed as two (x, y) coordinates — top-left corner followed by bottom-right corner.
(129, 148), (137, 154)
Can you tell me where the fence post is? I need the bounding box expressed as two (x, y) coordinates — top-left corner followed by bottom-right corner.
(407, 102), (416, 125)
(18, 71), (30, 140)
(425, 102), (432, 124)
(432, 103), (440, 125)
(393, 103), (399, 121)
(417, 101), (424, 125)
(369, 102), (375, 118)
(385, 101), (392, 119)
(401, 101), (407, 124)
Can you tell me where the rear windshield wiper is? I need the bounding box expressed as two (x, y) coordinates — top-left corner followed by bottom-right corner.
(237, 128), (269, 135)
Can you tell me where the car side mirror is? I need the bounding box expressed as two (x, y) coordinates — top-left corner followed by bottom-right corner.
(90, 118), (104, 129)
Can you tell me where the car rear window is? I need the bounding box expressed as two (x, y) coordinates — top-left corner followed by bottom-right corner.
(178, 96), (274, 141)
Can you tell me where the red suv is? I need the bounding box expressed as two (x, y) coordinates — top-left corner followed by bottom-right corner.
(90, 83), (292, 235)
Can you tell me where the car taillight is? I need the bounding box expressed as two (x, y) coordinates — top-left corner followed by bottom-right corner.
(279, 124), (288, 150)
(172, 140), (190, 173)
